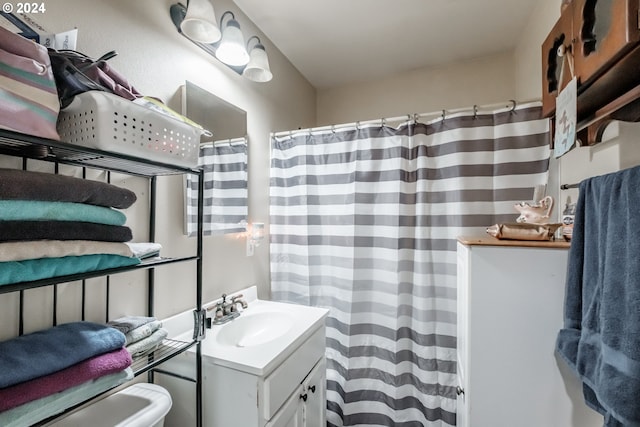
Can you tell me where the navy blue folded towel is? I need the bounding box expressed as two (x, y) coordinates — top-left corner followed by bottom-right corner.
(0, 220), (133, 243)
(0, 321), (125, 389)
(556, 165), (640, 426)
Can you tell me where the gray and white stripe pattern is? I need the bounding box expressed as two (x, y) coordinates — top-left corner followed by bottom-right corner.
(186, 140), (248, 236)
(270, 103), (549, 426)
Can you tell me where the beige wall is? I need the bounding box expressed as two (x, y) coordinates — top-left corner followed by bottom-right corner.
(316, 51), (516, 127)
(0, 0), (316, 337)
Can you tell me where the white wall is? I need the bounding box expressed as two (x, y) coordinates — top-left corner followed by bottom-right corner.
(0, 0), (316, 337)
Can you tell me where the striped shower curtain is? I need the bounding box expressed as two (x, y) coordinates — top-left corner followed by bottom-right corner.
(270, 103), (550, 426)
(185, 139), (248, 236)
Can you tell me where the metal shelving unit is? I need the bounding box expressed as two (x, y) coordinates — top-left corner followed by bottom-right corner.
(0, 129), (204, 427)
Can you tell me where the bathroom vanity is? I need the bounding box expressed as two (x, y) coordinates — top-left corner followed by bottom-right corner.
(159, 286), (329, 427)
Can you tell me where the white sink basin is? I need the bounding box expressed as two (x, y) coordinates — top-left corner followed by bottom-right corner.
(164, 287), (329, 376)
(194, 292), (328, 376)
(215, 311), (294, 348)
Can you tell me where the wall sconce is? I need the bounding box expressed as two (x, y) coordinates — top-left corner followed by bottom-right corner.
(216, 12), (249, 66)
(246, 222), (265, 257)
(243, 36), (273, 83)
(179, 0), (221, 43)
(170, 2), (273, 82)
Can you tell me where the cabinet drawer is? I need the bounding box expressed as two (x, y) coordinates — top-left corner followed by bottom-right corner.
(261, 326), (325, 420)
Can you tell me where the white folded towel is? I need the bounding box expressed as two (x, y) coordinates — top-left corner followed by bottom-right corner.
(126, 328), (168, 358)
(124, 319), (162, 345)
(125, 242), (162, 259)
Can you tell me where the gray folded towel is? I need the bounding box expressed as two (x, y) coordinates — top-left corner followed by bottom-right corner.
(124, 319), (162, 345)
(0, 168), (136, 209)
(108, 316), (156, 335)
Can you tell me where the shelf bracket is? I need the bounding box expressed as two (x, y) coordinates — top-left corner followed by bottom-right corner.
(193, 309), (207, 341)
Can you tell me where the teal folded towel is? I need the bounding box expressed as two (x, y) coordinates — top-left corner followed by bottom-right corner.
(0, 200), (126, 225)
(0, 321), (126, 388)
(0, 254), (140, 286)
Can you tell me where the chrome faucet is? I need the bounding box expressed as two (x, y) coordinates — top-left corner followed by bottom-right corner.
(207, 293), (248, 325)
(230, 293), (248, 312)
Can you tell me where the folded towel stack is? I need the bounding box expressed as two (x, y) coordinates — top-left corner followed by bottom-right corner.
(0, 168), (145, 285)
(0, 321), (132, 426)
(108, 315), (169, 358)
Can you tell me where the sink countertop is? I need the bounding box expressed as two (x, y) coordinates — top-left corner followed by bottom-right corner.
(172, 288), (329, 377)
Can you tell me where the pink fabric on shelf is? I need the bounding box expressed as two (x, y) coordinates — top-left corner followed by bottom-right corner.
(0, 347), (131, 412)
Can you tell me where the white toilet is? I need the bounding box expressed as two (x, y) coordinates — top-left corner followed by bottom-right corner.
(52, 383), (172, 427)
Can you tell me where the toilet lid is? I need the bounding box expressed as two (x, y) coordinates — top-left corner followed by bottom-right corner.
(52, 383), (173, 427)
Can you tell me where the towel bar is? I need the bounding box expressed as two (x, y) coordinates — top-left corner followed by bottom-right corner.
(560, 183), (580, 190)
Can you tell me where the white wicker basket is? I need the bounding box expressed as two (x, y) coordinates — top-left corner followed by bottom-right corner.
(57, 91), (202, 168)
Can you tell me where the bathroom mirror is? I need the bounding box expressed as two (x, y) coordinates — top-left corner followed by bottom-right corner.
(182, 81), (246, 141)
(182, 81), (248, 236)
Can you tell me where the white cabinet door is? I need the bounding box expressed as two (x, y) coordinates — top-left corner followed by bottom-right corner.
(457, 242), (603, 427)
(302, 359), (326, 427)
(266, 385), (304, 427)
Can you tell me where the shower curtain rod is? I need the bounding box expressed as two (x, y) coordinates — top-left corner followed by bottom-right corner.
(199, 136), (248, 148)
(271, 98), (541, 138)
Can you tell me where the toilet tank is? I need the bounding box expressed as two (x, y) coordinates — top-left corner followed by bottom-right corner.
(51, 383), (172, 427)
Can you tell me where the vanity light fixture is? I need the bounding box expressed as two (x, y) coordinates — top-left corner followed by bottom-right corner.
(243, 36), (273, 82)
(215, 11), (250, 67)
(179, 0), (221, 44)
(246, 222), (265, 257)
(170, 3), (273, 82)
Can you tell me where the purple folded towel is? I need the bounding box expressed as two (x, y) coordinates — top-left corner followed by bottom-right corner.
(0, 347), (132, 412)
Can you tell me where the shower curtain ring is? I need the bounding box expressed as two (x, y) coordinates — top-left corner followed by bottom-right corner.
(473, 105), (478, 119)
(331, 125), (335, 134)
(441, 110), (446, 122)
(356, 121), (361, 130)
(413, 113), (419, 124)
(380, 118), (386, 128)
(510, 99), (517, 112)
